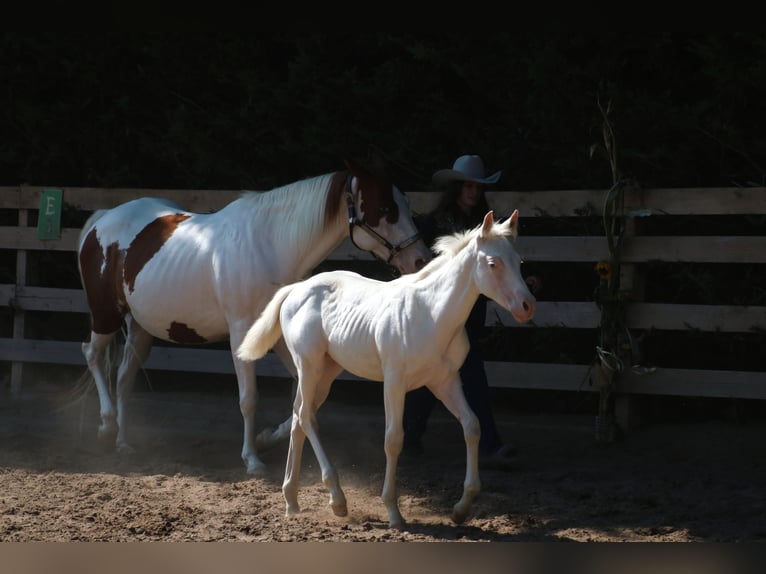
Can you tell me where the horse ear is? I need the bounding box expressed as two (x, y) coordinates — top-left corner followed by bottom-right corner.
(344, 157), (374, 180)
(480, 210), (494, 238)
(507, 209), (519, 238)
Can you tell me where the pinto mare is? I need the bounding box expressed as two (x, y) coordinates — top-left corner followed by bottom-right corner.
(77, 161), (432, 474)
(236, 210), (536, 528)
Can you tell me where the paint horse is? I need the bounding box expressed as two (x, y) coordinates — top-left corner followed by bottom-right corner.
(236, 210), (536, 528)
(77, 160), (432, 474)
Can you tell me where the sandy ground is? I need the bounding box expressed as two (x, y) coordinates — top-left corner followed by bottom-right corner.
(2, 376), (766, 543)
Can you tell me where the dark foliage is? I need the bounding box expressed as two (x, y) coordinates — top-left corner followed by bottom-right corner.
(2, 33), (765, 190)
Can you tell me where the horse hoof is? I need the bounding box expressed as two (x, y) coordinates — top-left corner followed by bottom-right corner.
(97, 425), (117, 446)
(245, 461), (267, 476)
(330, 503), (348, 517)
(285, 504), (300, 516)
(254, 431), (268, 452)
(116, 442), (135, 455)
(451, 510), (469, 525)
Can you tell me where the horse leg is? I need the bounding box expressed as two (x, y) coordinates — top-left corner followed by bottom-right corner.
(430, 376), (481, 525)
(229, 324), (269, 474)
(230, 350), (267, 475)
(82, 330), (118, 449)
(114, 315), (153, 454)
(381, 379), (407, 529)
(295, 360), (347, 517)
(282, 387), (305, 516)
(255, 337), (297, 452)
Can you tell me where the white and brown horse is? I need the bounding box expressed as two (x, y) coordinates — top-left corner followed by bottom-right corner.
(77, 160), (431, 474)
(237, 210), (536, 528)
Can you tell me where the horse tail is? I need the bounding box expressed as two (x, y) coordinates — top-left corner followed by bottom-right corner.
(236, 283), (296, 362)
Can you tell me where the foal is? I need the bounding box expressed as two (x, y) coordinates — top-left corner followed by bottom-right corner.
(237, 210), (536, 528)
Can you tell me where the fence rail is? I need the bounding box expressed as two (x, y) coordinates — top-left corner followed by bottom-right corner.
(2, 185), (765, 411)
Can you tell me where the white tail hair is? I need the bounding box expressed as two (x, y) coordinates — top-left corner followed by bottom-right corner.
(236, 283), (296, 361)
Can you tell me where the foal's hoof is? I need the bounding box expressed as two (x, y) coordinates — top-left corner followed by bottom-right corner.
(330, 503), (348, 517)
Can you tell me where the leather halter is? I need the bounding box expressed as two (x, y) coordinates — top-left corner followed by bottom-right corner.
(345, 175), (421, 264)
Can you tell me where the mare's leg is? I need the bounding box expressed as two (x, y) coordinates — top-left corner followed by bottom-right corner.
(255, 337), (298, 452)
(82, 330), (118, 448)
(231, 319), (266, 474)
(114, 314), (153, 453)
(231, 353), (265, 474)
(430, 375), (481, 524)
(293, 359), (347, 517)
(381, 378), (407, 529)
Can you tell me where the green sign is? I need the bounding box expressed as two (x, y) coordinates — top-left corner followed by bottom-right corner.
(38, 188), (63, 239)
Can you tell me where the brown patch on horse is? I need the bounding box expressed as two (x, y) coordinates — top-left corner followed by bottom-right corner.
(346, 161), (400, 228)
(124, 214), (191, 293)
(79, 230), (128, 334)
(167, 321), (207, 344)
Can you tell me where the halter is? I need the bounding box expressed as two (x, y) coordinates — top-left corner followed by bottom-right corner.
(345, 175), (422, 264)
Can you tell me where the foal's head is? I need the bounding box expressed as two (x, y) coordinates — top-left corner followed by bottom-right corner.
(436, 210), (536, 324)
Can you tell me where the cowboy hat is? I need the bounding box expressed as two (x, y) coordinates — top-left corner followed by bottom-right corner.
(432, 154), (502, 185)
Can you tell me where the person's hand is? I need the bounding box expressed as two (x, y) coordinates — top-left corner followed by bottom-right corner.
(525, 275), (542, 295)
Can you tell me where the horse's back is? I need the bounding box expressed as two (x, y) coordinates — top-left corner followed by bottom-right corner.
(78, 197), (233, 340)
(80, 197), (190, 246)
(280, 271), (400, 381)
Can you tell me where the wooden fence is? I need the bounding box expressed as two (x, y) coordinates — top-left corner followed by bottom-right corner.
(2, 185), (766, 423)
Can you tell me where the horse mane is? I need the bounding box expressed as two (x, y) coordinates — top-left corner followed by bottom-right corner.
(403, 218), (513, 282)
(434, 217), (514, 256)
(237, 171), (346, 249)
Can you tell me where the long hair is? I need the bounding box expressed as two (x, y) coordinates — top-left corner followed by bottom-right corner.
(432, 180), (492, 230)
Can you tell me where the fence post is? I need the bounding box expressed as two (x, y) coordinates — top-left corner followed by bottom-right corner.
(614, 214), (645, 432)
(10, 204), (27, 396)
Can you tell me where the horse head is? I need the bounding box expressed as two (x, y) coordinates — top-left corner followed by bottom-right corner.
(344, 158), (432, 274)
(476, 210), (536, 324)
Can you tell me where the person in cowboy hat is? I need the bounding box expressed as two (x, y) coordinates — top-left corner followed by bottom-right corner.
(402, 154), (539, 468)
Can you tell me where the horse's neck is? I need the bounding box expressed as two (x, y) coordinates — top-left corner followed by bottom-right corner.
(290, 214), (348, 278)
(223, 185), (347, 281)
(418, 243), (481, 331)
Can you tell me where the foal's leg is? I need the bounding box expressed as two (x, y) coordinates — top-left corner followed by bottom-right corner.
(292, 360), (347, 517)
(114, 315), (153, 454)
(430, 376), (481, 525)
(282, 384), (306, 515)
(82, 330), (118, 448)
(381, 379), (407, 529)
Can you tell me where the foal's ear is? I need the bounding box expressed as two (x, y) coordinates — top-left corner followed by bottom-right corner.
(480, 210), (495, 239)
(506, 209), (519, 238)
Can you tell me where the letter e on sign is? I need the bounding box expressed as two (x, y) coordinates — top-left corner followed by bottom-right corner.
(38, 189), (63, 240)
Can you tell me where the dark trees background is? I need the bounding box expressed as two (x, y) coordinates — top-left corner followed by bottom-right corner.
(2, 33), (765, 191)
